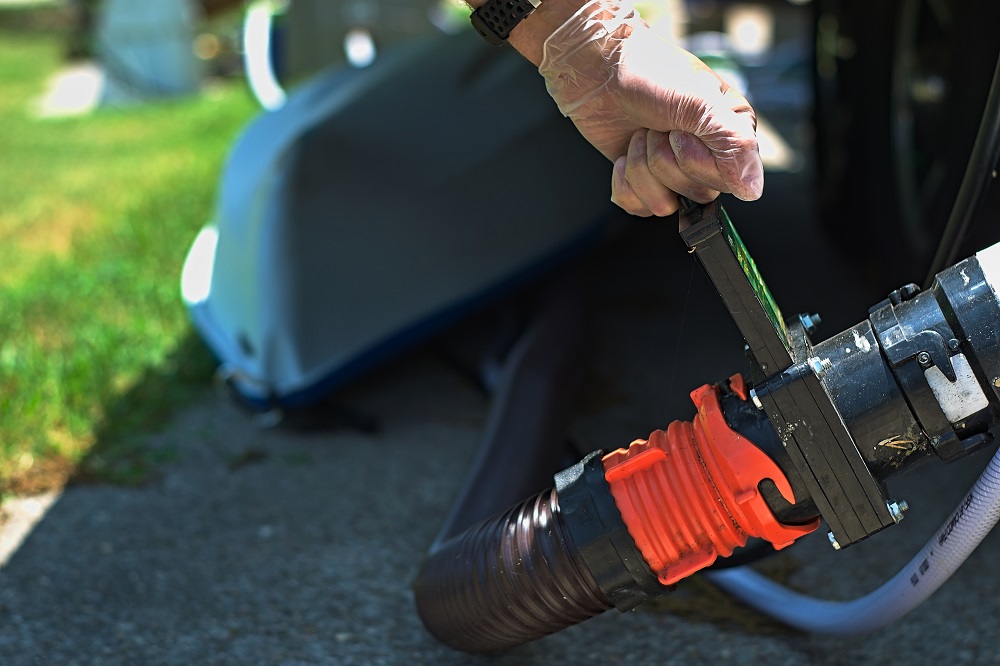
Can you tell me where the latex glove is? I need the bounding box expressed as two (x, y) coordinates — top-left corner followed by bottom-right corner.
(539, 1), (763, 216)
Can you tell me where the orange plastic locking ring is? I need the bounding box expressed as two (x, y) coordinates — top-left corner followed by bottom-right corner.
(601, 376), (819, 586)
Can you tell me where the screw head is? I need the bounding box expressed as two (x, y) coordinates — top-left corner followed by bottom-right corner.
(917, 351), (932, 367)
(808, 357), (833, 378)
(799, 313), (822, 335)
(900, 284), (921, 300)
(888, 500), (909, 524)
(948, 338), (961, 351)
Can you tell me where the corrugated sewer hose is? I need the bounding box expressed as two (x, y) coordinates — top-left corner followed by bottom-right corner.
(413, 486), (615, 653)
(412, 272), (619, 653)
(413, 378), (821, 652)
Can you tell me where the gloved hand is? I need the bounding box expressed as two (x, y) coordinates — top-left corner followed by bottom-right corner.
(538, 0), (763, 216)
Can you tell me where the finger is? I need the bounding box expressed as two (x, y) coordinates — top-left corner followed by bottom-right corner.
(667, 130), (731, 194)
(623, 130), (680, 216)
(646, 129), (720, 204)
(668, 128), (764, 201)
(698, 94), (764, 201)
(610, 155), (653, 217)
(721, 137), (764, 202)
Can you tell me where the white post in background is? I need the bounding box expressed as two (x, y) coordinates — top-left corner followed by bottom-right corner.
(97, 0), (199, 104)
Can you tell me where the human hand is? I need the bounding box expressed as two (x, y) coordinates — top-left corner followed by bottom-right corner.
(538, 1), (763, 216)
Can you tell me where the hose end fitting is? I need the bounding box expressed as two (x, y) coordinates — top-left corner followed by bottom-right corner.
(601, 377), (819, 586)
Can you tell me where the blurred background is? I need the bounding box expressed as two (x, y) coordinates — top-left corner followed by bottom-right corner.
(2, 0), (996, 501)
(0, 0), (827, 513)
(1, 1), (999, 663)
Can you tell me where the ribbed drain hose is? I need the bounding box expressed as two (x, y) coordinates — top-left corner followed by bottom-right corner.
(414, 383), (826, 652)
(413, 488), (613, 653)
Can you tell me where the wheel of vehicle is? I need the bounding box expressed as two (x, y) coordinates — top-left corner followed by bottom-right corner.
(813, 0), (999, 284)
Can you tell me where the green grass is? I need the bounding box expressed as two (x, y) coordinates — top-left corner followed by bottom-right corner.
(0, 31), (259, 494)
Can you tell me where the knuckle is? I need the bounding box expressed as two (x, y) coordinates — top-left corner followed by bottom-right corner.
(652, 200), (679, 217)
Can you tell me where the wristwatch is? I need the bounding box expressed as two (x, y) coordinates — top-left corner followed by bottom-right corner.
(470, 0), (541, 46)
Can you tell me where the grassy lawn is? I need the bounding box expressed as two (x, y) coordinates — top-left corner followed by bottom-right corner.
(0, 30), (258, 495)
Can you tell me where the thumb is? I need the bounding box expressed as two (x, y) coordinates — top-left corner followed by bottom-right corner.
(696, 87), (763, 201)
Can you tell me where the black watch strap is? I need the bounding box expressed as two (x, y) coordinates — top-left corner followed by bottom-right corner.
(470, 0), (541, 46)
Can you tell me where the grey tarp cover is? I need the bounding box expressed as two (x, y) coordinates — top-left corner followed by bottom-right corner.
(182, 29), (616, 407)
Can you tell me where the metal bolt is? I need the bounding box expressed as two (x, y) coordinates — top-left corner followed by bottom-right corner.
(948, 338), (961, 351)
(799, 312), (822, 336)
(900, 283), (921, 301)
(828, 531), (841, 550)
(808, 356), (833, 379)
(917, 351), (932, 367)
(888, 500), (909, 524)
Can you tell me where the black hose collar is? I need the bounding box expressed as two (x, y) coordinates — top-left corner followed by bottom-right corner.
(554, 450), (665, 611)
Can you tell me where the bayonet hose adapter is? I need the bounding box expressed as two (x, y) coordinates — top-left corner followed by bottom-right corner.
(413, 378), (817, 652)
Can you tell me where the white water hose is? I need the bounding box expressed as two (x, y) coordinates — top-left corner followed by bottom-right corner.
(707, 241), (1000, 633)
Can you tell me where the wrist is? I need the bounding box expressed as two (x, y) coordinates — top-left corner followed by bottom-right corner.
(507, 0), (583, 66)
(467, 0), (585, 65)
(538, 1), (645, 117)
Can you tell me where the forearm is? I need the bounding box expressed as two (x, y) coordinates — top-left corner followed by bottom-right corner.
(466, 0), (585, 66)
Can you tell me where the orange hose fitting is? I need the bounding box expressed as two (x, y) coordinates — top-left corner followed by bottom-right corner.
(601, 376), (819, 586)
